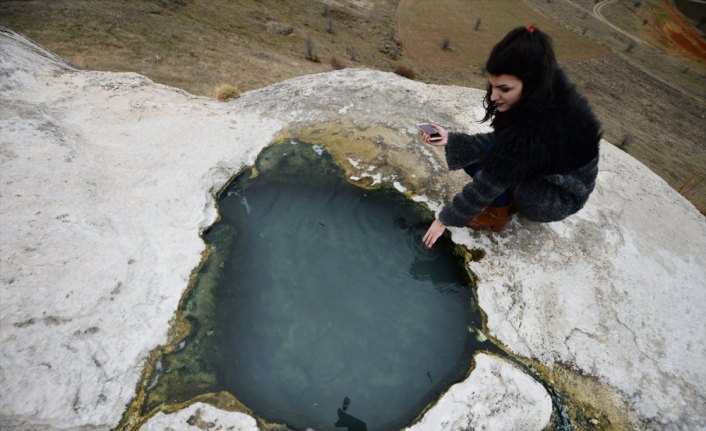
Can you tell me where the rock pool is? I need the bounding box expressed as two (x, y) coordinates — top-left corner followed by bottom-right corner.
(144, 141), (483, 430)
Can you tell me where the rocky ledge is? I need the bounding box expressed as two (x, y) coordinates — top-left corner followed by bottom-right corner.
(1, 28), (704, 430)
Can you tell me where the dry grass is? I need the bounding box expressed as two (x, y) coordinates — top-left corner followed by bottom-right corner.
(215, 84), (240, 102)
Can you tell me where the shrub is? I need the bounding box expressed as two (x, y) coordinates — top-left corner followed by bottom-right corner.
(305, 35), (319, 62)
(324, 6), (334, 34)
(330, 57), (345, 70)
(216, 84), (240, 101)
(441, 37), (452, 51)
(346, 47), (359, 62)
(393, 66), (415, 80)
(617, 134), (632, 151)
(389, 45), (401, 60)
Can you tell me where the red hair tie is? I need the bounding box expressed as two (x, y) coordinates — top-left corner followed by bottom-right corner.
(527, 25), (536, 34)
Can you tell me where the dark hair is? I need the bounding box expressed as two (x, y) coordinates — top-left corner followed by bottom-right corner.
(481, 26), (557, 122)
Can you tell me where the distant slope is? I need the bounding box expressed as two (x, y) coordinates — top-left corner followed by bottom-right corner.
(0, 0), (402, 96)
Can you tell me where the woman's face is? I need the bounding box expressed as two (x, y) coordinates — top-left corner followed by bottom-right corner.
(489, 74), (523, 112)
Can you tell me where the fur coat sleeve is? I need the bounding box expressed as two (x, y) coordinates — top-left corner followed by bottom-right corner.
(438, 131), (507, 227)
(444, 132), (494, 170)
(438, 164), (513, 227)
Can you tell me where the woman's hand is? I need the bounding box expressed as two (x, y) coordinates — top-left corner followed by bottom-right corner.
(422, 219), (446, 249)
(420, 123), (449, 147)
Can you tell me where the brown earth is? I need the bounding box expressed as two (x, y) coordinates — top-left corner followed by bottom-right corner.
(658, 0), (706, 62)
(0, 0), (704, 213)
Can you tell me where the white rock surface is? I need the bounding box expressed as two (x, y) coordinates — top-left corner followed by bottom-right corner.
(0, 29), (281, 430)
(450, 142), (706, 429)
(404, 353), (552, 431)
(1, 27), (705, 431)
(446, 145), (706, 429)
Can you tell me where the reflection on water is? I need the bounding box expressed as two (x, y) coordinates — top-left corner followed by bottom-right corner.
(335, 396), (367, 431)
(146, 141), (483, 431)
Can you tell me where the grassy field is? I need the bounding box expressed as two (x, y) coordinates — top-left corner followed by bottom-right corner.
(0, 0), (703, 212)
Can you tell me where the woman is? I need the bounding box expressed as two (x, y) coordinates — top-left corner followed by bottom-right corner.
(421, 25), (601, 248)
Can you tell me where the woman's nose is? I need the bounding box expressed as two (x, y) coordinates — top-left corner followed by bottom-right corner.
(490, 90), (499, 101)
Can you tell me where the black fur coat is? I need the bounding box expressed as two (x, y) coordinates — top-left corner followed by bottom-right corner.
(438, 68), (601, 227)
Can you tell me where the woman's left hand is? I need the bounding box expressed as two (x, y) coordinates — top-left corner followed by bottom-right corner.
(420, 123), (449, 147)
(422, 219), (446, 249)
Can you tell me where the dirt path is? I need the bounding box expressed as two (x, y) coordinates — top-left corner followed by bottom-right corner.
(583, 0), (705, 104)
(593, 0), (648, 46)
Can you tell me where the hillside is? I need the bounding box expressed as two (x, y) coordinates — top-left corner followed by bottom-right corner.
(0, 0), (704, 213)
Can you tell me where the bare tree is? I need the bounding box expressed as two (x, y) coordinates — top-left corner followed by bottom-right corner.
(389, 44), (401, 60)
(325, 6), (334, 34)
(441, 37), (452, 51)
(346, 47), (359, 62)
(617, 134), (632, 151)
(305, 35), (319, 62)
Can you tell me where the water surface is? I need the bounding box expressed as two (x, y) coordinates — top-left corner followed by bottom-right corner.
(148, 142), (482, 430)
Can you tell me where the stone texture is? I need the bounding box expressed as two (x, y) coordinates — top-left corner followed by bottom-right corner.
(0, 29), (282, 430)
(1, 28), (704, 431)
(404, 353), (552, 431)
(449, 142), (706, 429)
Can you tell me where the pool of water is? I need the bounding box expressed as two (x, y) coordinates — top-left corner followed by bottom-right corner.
(147, 141), (482, 430)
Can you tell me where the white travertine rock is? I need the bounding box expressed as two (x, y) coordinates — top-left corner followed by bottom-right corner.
(1, 27), (704, 431)
(449, 145), (706, 429)
(0, 29), (281, 430)
(404, 353), (552, 431)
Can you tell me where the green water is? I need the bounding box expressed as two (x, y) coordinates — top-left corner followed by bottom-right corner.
(146, 142), (482, 430)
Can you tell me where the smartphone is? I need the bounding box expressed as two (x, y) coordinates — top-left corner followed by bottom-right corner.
(417, 123), (442, 141)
